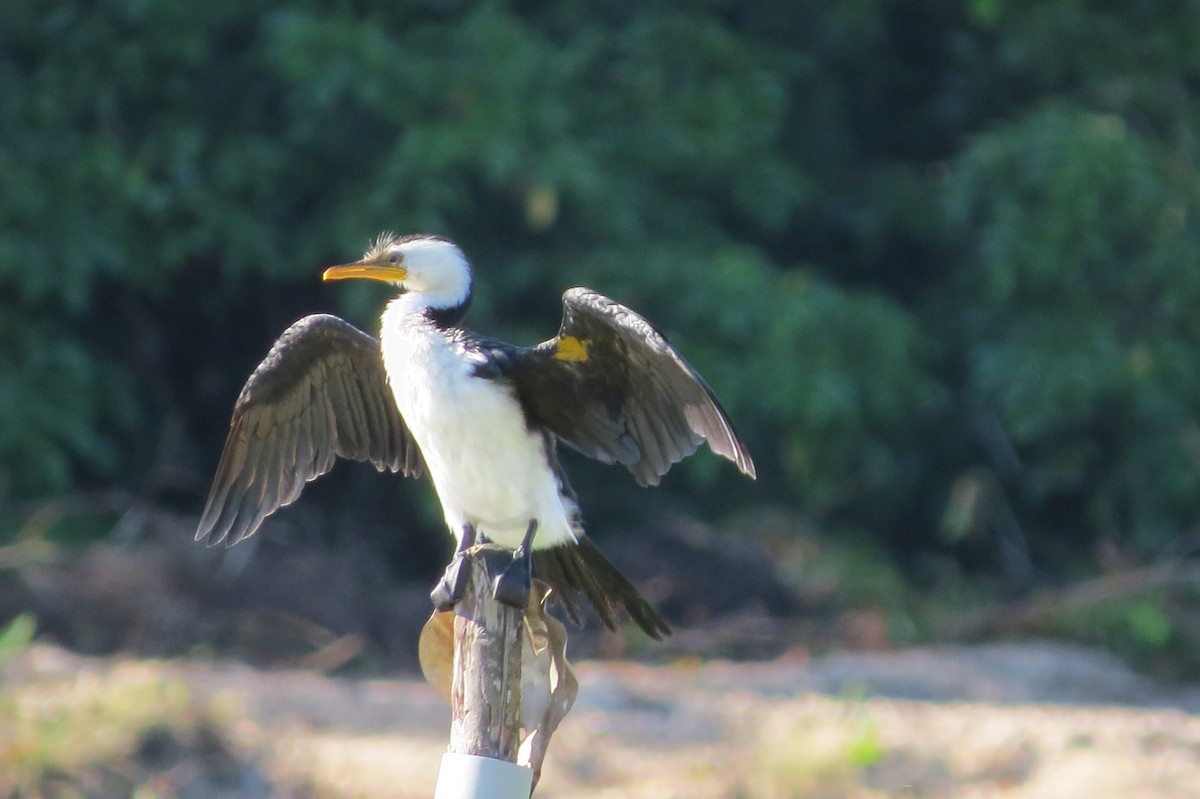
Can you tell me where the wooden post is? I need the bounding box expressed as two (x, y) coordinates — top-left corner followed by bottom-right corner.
(433, 544), (534, 799)
(449, 544), (524, 758)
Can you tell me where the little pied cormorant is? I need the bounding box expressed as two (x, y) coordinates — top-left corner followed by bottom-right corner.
(196, 234), (756, 639)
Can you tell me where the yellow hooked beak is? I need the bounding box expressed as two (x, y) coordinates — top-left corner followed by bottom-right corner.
(322, 259), (408, 283)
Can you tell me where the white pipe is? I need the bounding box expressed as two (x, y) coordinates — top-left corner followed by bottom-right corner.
(433, 752), (533, 799)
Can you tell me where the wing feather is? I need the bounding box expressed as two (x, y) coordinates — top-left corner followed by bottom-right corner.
(196, 314), (423, 546)
(511, 288), (755, 485)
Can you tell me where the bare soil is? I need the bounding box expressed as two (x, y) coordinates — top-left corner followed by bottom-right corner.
(6, 640), (1200, 798)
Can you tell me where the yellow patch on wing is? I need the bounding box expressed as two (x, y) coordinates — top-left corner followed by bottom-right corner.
(555, 336), (590, 362)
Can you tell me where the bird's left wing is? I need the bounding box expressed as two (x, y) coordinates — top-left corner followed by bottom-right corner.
(510, 288), (755, 486)
(196, 314), (423, 546)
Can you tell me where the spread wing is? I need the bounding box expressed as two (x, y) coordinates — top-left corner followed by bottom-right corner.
(512, 288), (755, 486)
(196, 314), (423, 546)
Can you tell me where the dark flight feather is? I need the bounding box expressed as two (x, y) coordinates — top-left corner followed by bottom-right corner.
(533, 540), (671, 640)
(511, 287), (756, 486)
(196, 314), (423, 546)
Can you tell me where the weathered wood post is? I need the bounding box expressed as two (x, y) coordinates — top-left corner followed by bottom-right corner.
(432, 544), (534, 799)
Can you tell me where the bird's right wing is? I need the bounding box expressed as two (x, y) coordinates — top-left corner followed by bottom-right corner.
(196, 314), (423, 546)
(511, 288), (755, 486)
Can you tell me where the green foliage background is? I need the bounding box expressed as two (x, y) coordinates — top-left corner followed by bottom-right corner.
(4, 0), (1200, 577)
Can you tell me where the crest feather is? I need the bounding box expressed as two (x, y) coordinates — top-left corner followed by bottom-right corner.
(363, 231), (400, 261)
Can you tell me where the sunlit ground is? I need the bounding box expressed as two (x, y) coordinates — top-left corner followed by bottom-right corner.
(5, 643), (1200, 799)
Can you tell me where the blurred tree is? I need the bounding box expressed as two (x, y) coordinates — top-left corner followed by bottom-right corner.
(2, 0), (1200, 579)
(941, 104), (1200, 550)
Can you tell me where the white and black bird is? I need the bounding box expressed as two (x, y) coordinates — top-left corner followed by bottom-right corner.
(196, 234), (756, 639)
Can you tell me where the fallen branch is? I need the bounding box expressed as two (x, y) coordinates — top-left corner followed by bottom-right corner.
(940, 560), (1200, 640)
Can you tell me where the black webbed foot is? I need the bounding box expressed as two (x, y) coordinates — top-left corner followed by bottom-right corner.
(430, 555), (471, 611)
(430, 523), (477, 611)
(491, 520), (537, 610)
(491, 557), (532, 609)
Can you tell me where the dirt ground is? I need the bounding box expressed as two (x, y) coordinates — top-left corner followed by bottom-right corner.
(7, 640), (1200, 798)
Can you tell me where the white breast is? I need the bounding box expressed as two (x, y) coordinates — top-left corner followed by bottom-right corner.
(379, 300), (577, 549)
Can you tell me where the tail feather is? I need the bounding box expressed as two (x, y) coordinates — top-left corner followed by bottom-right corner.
(533, 538), (672, 640)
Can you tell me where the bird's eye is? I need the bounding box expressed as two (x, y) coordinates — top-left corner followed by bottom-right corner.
(388, 253), (399, 264)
